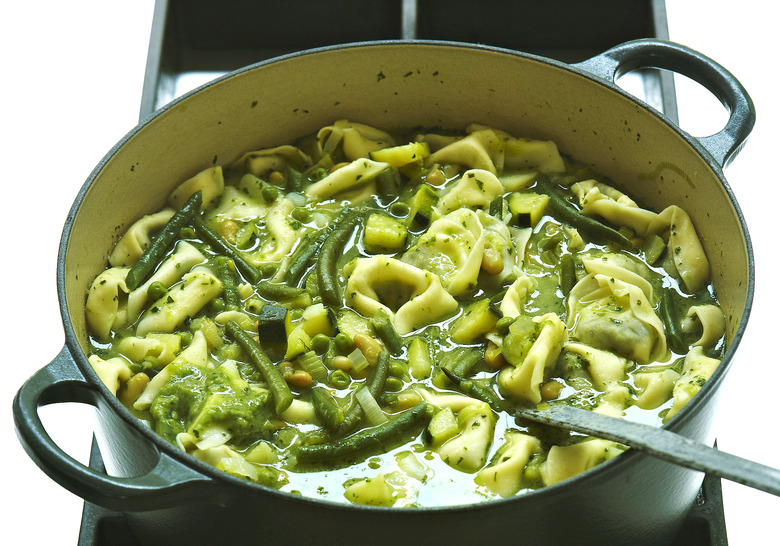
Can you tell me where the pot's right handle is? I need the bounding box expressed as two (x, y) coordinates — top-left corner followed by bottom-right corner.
(13, 345), (213, 512)
(574, 38), (756, 169)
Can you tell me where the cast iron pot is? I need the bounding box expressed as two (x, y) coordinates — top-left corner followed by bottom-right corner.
(14, 39), (754, 545)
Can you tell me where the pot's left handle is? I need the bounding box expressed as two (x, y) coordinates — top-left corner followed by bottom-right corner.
(13, 345), (213, 512)
(574, 38), (756, 169)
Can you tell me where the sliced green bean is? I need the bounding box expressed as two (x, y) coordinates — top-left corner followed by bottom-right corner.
(338, 350), (390, 434)
(659, 288), (688, 354)
(124, 191), (202, 290)
(371, 308), (403, 356)
(285, 164), (305, 193)
(374, 167), (398, 202)
(535, 176), (632, 248)
(224, 320), (293, 414)
(317, 209), (364, 306)
(559, 252), (577, 297)
(311, 386), (344, 430)
(191, 215), (262, 284)
(442, 368), (510, 414)
(442, 348), (483, 380)
(256, 280), (311, 304)
(215, 256), (240, 310)
(294, 402), (434, 465)
(285, 207), (354, 285)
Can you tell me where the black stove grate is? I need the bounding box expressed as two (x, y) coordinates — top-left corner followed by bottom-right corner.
(79, 1), (726, 543)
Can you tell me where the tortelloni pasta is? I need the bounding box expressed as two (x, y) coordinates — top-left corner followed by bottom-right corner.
(85, 120), (726, 508)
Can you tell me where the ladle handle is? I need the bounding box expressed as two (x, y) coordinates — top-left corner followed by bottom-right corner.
(574, 38), (756, 168)
(12, 345), (213, 511)
(519, 404), (780, 497)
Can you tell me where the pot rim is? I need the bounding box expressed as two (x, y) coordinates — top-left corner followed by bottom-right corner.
(57, 38), (755, 510)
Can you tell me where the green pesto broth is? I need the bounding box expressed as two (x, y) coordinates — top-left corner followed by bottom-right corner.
(85, 120), (725, 507)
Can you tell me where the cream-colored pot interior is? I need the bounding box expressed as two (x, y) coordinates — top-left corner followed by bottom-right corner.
(63, 42), (750, 368)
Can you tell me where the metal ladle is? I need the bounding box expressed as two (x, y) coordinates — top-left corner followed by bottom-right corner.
(515, 404), (780, 496)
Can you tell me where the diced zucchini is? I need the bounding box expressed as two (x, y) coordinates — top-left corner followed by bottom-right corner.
(364, 212), (408, 253)
(488, 195), (506, 219)
(285, 326), (311, 360)
(450, 299), (500, 344)
(408, 184), (440, 230)
(428, 407), (459, 445)
(336, 309), (373, 340)
(499, 171), (537, 191)
(407, 337), (432, 380)
(643, 234), (667, 265)
(257, 304), (288, 343)
(369, 141), (430, 167)
(301, 303), (334, 337)
(508, 192), (549, 227)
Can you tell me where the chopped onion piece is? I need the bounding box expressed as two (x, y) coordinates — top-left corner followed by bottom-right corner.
(348, 347), (369, 373)
(396, 451), (428, 482)
(195, 427), (232, 450)
(218, 457), (259, 481)
(355, 386), (388, 426)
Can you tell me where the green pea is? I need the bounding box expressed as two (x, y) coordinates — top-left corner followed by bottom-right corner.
(334, 332), (354, 354)
(262, 185), (280, 202)
(385, 377), (404, 392)
(496, 316), (515, 335)
(389, 361), (406, 378)
(147, 281), (168, 301)
(328, 369), (351, 389)
(292, 207), (311, 223)
(311, 334), (331, 354)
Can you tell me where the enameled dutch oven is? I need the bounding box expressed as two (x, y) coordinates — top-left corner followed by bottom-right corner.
(13, 39), (754, 545)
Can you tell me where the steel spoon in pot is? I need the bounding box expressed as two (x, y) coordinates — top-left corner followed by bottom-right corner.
(515, 404), (780, 496)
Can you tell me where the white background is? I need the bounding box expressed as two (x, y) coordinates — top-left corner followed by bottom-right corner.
(2, 1), (778, 543)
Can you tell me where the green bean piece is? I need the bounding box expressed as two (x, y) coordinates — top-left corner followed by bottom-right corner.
(215, 256), (240, 310)
(643, 234), (667, 265)
(535, 176), (632, 248)
(285, 207), (353, 286)
(294, 402), (434, 465)
(256, 280), (311, 305)
(317, 209), (364, 306)
(285, 164), (305, 193)
(371, 308), (403, 356)
(191, 215), (262, 284)
(660, 288), (689, 354)
(124, 191), (203, 290)
(441, 348), (483, 381)
(224, 320), (293, 414)
(374, 167), (399, 203)
(559, 252), (577, 297)
(442, 367), (510, 414)
(339, 350), (391, 435)
(311, 386), (344, 430)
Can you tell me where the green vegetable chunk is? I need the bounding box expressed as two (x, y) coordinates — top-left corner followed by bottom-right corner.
(256, 304), (288, 344)
(125, 191), (202, 290)
(225, 320), (293, 414)
(294, 402), (434, 465)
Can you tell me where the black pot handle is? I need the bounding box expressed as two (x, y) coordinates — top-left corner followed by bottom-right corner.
(573, 38), (755, 169)
(13, 345), (213, 512)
